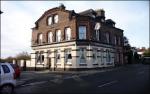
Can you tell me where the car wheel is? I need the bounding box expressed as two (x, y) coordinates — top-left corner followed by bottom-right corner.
(1, 85), (13, 94)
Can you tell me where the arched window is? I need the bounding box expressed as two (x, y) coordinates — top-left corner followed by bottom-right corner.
(48, 16), (52, 25)
(38, 33), (43, 45)
(48, 32), (53, 43)
(54, 15), (58, 23)
(56, 30), (61, 42)
(65, 27), (71, 41)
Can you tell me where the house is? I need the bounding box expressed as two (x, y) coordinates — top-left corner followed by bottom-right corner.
(31, 4), (124, 71)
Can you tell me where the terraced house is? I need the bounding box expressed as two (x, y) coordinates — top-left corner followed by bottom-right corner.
(31, 4), (124, 71)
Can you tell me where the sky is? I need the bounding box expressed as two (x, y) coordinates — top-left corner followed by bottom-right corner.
(1, 1), (149, 58)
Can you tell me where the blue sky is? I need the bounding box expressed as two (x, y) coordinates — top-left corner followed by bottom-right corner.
(1, 1), (149, 58)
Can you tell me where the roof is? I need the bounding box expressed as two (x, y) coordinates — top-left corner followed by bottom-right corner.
(106, 19), (116, 24)
(78, 9), (96, 17)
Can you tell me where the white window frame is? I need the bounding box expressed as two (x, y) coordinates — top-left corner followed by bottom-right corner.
(48, 16), (52, 25)
(65, 27), (71, 41)
(79, 26), (86, 40)
(54, 15), (58, 23)
(48, 32), (53, 43)
(56, 30), (61, 42)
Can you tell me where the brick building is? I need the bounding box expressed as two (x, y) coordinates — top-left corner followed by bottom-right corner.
(31, 4), (124, 71)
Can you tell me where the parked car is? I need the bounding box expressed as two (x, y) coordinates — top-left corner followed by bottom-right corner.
(141, 57), (150, 64)
(10, 63), (21, 78)
(0, 63), (16, 94)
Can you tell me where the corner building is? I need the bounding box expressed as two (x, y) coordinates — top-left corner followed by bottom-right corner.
(31, 5), (124, 71)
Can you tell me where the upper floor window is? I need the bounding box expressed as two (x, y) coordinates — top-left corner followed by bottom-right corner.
(106, 33), (110, 43)
(54, 15), (58, 23)
(48, 16), (52, 25)
(96, 30), (100, 41)
(56, 30), (61, 42)
(65, 27), (71, 41)
(79, 26), (86, 40)
(48, 32), (53, 43)
(114, 36), (117, 45)
(38, 33), (43, 45)
(118, 37), (121, 45)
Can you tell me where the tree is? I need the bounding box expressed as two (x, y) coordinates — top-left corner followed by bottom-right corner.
(143, 48), (150, 57)
(123, 36), (133, 64)
(15, 51), (31, 60)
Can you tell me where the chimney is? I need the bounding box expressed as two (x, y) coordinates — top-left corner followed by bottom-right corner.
(96, 9), (105, 17)
(59, 3), (66, 10)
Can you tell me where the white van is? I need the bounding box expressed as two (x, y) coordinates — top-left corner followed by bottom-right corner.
(0, 63), (16, 94)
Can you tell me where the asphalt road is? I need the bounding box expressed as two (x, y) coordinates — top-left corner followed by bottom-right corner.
(14, 64), (150, 94)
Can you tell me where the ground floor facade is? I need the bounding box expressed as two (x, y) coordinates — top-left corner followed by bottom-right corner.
(31, 41), (123, 71)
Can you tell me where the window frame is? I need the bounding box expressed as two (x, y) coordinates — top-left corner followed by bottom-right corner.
(65, 27), (71, 41)
(78, 26), (87, 40)
(38, 33), (43, 45)
(48, 16), (53, 25)
(64, 49), (72, 64)
(106, 33), (110, 43)
(54, 14), (58, 24)
(56, 30), (61, 42)
(2, 65), (10, 73)
(79, 48), (86, 63)
(48, 32), (53, 43)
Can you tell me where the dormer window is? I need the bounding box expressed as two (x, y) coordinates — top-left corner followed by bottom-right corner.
(54, 15), (58, 23)
(48, 16), (52, 25)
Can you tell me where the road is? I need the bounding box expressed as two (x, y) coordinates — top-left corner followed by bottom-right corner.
(14, 64), (150, 94)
